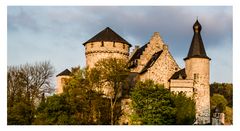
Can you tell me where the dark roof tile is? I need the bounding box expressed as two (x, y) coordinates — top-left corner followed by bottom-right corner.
(170, 68), (187, 80)
(83, 27), (131, 47)
(140, 50), (163, 74)
(184, 20), (210, 60)
(56, 69), (71, 77)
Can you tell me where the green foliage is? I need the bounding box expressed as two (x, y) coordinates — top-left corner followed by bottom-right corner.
(210, 93), (228, 113)
(224, 106), (233, 125)
(172, 92), (196, 125)
(210, 82), (232, 107)
(7, 61), (54, 125)
(210, 82), (233, 125)
(93, 58), (130, 125)
(34, 94), (70, 125)
(7, 102), (34, 125)
(130, 80), (195, 125)
(35, 67), (112, 125)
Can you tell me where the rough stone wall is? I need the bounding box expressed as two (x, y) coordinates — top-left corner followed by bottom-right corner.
(85, 41), (129, 68)
(212, 113), (225, 125)
(131, 32), (165, 73)
(56, 76), (71, 94)
(170, 79), (194, 97)
(139, 47), (180, 88)
(185, 58), (210, 124)
(119, 98), (133, 125)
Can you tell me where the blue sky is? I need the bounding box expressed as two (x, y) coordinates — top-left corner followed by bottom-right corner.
(7, 6), (232, 84)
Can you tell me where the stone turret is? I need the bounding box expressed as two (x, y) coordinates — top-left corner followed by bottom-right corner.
(56, 69), (71, 94)
(83, 27), (132, 68)
(184, 20), (211, 124)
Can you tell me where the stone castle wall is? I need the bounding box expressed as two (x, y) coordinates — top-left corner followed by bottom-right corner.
(185, 58), (210, 124)
(56, 76), (71, 94)
(139, 48), (180, 88)
(131, 32), (165, 73)
(170, 79), (194, 97)
(85, 41), (130, 68)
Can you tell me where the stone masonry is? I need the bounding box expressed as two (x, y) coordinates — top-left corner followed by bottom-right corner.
(56, 20), (211, 124)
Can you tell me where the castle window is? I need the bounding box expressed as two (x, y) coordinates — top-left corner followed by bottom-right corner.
(101, 41), (104, 47)
(91, 43), (93, 48)
(123, 44), (125, 49)
(113, 42), (116, 47)
(194, 73), (199, 81)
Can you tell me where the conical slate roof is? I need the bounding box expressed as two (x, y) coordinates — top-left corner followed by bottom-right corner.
(184, 20), (210, 60)
(56, 69), (71, 77)
(83, 27), (131, 47)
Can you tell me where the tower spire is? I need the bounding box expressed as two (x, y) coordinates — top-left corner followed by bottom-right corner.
(184, 20), (210, 60)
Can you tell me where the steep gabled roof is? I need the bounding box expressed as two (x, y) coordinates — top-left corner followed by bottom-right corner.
(184, 20), (210, 60)
(129, 43), (148, 62)
(83, 27), (131, 47)
(56, 69), (71, 77)
(170, 68), (187, 80)
(140, 50), (163, 74)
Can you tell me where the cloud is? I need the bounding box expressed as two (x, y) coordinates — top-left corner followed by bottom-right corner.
(7, 6), (232, 84)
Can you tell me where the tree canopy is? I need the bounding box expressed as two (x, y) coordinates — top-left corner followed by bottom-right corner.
(130, 80), (196, 125)
(7, 61), (54, 125)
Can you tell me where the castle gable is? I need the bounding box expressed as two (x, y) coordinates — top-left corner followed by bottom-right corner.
(139, 48), (180, 88)
(128, 43), (148, 68)
(128, 32), (167, 72)
(139, 50), (163, 74)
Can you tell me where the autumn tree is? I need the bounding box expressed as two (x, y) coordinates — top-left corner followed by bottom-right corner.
(7, 61), (54, 125)
(34, 67), (111, 125)
(92, 58), (130, 125)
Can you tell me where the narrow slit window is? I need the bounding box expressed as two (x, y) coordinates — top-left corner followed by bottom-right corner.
(113, 42), (116, 47)
(101, 41), (104, 47)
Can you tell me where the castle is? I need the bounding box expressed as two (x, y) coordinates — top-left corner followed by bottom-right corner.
(56, 20), (211, 125)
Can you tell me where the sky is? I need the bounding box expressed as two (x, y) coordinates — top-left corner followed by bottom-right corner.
(7, 6), (232, 84)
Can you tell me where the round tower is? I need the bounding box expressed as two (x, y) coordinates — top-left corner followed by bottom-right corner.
(184, 20), (211, 124)
(56, 69), (71, 94)
(83, 27), (132, 68)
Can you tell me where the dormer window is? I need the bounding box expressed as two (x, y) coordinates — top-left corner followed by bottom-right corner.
(101, 41), (104, 47)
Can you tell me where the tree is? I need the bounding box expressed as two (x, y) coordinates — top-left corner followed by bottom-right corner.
(210, 83), (232, 125)
(92, 58), (130, 125)
(210, 83), (232, 107)
(210, 94), (228, 113)
(224, 106), (233, 125)
(34, 67), (112, 125)
(7, 61), (54, 125)
(173, 92), (196, 125)
(130, 80), (196, 125)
